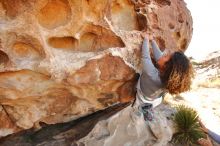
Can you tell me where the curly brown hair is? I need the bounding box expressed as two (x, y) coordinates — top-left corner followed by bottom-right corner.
(160, 51), (194, 95)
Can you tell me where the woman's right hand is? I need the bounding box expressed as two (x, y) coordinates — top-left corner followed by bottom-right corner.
(141, 32), (153, 40)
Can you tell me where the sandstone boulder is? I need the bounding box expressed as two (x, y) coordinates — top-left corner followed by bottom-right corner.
(0, 0), (192, 137)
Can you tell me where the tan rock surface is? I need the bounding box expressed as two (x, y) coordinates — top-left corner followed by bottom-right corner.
(0, 0), (192, 137)
(0, 105), (20, 137)
(78, 104), (175, 146)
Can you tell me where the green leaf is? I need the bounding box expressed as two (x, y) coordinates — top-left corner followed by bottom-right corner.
(172, 105), (206, 145)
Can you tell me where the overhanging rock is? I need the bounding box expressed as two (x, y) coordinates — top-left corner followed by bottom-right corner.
(0, 0), (192, 137)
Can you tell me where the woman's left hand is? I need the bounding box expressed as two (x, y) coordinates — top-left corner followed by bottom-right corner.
(141, 32), (153, 40)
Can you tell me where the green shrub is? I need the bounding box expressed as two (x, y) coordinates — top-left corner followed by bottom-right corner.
(172, 105), (206, 146)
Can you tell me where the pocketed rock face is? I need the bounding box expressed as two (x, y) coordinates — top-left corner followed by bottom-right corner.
(0, 0), (192, 136)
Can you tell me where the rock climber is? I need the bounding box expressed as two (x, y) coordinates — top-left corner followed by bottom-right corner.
(133, 34), (194, 121)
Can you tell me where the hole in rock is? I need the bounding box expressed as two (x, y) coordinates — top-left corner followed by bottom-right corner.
(78, 32), (98, 51)
(111, 0), (140, 31)
(12, 36), (45, 58)
(78, 24), (125, 51)
(97, 33), (125, 51)
(12, 42), (43, 59)
(154, 0), (171, 6)
(168, 23), (175, 29)
(137, 13), (148, 30)
(135, 8), (140, 13)
(148, 12), (160, 30)
(140, 8), (147, 14)
(180, 38), (187, 50)
(0, 50), (9, 65)
(49, 24), (125, 51)
(141, 0), (151, 4)
(1, 0), (17, 18)
(48, 37), (78, 49)
(155, 37), (166, 50)
(178, 14), (184, 23)
(174, 31), (181, 40)
(78, 30), (125, 52)
(149, 12), (158, 24)
(0, 0), (23, 18)
(37, 0), (71, 29)
(152, 24), (160, 30)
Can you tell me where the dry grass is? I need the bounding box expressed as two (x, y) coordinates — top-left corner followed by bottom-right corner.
(198, 76), (220, 88)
